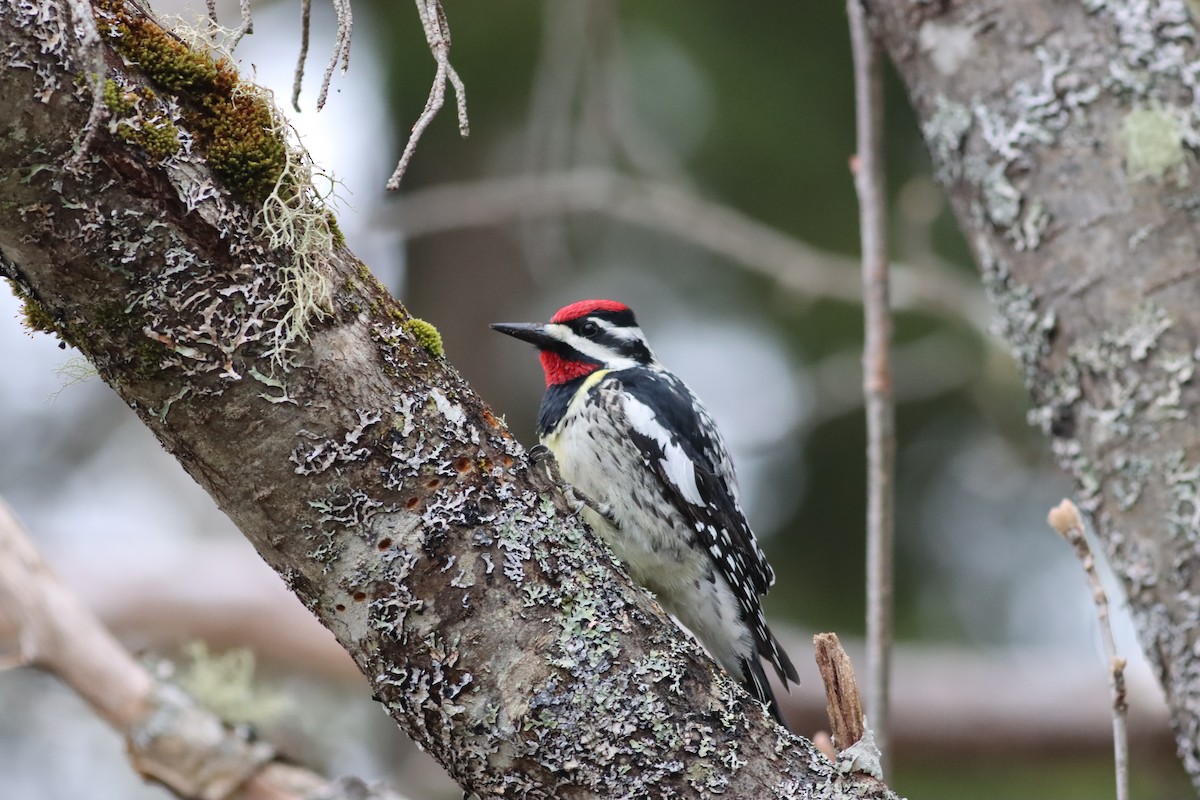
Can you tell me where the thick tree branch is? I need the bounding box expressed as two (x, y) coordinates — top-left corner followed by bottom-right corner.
(0, 2), (893, 796)
(870, 0), (1200, 788)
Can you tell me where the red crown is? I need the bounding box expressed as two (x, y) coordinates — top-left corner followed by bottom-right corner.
(550, 299), (630, 324)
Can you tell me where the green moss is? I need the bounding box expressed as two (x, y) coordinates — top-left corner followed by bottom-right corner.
(103, 78), (135, 116)
(7, 280), (74, 346)
(105, 79), (182, 160)
(326, 210), (346, 247)
(1120, 106), (1187, 181)
(206, 87), (289, 204)
(94, 0), (287, 204)
(19, 294), (62, 338)
(402, 317), (444, 358)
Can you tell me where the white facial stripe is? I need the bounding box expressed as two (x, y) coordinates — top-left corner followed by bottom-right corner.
(592, 317), (648, 344)
(623, 395), (705, 507)
(545, 322), (641, 370)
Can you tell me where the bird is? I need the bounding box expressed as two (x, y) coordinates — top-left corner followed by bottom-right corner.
(491, 299), (798, 726)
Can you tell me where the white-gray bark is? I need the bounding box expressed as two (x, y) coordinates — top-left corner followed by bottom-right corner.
(0, 1), (895, 796)
(870, 0), (1200, 789)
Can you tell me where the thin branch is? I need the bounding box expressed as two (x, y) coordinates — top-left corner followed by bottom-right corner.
(0, 497), (411, 800)
(386, 0), (468, 191)
(229, 0), (253, 51)
(201, 0), (252, 51)
(1048, 499), (1130, 800)
(291, 0), (312, 112)
(316, 0), (353, 111)
(848, 0), (894, 778)
(383, 169), (988, 329)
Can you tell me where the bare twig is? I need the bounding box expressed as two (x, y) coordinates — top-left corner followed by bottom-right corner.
(0, 498), (410, 800)
(386, 0), (469, 191)
(292, 0), (312, 112)
(382, 169), (988, 328)
(229, 0), (254, 51)
(316, 0), (353, 111)
(201, 0), (252, 50)
(848, 0), (894, 778)
(1048, 499), (1130, 800)
(289, 0), (351, 111)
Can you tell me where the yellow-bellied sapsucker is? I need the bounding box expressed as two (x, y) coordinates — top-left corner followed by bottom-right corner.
(492, 299), (798, 726)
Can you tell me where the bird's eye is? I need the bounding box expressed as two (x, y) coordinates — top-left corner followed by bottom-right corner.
(579, 320), (600, 338)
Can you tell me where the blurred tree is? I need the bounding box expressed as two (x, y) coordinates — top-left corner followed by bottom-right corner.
(871, 0), (1200, 791)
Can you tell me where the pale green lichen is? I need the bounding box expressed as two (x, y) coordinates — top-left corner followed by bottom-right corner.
(176, 641), (291, 725)
(921, 95), (972, 182)
(1120, 106), (1188, 182)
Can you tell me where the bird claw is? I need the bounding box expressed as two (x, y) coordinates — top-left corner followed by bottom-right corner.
(527, 445), (618, 528)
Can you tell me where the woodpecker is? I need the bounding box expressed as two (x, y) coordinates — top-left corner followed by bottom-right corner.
(491, 299), (798, 725)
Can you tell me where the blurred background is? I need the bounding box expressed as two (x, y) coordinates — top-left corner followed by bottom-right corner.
(0, 1), (1190, 798)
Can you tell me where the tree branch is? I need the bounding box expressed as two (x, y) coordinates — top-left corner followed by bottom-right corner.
(386, 0), (468, 191)
(1049, 500), (1129, 800)
(0, 497), (409, 800)
(848, 0), (894, 775)
(384, 169), (989, 329)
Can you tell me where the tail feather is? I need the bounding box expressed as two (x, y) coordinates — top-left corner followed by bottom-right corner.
(760, 625), (799, 686)
(740, 656), (791, 731)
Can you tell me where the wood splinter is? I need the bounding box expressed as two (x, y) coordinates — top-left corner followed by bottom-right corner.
(813, 632), (866, 752)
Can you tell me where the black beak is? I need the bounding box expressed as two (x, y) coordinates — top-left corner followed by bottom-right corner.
(490, 322), (558, 349)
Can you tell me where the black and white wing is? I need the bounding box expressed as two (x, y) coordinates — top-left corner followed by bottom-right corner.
(612, 369), (797, 685)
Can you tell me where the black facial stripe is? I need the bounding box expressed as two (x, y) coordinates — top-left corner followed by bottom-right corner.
(591, 329), (652, 364)
(566, 308), (638, 333)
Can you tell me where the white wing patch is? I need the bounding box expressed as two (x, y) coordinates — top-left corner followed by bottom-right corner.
(622, 394), (705, 507)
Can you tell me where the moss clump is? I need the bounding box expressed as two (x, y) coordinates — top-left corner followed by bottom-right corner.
(1120, 106), (1187, 182)
(103, 78), (135, 115)
(94, 0), (287, 204)
(7, 280), (73, 346)
(402, 317), (444, 358)
(104, 79), (181, 160)
(326, 211), (346, 248)
(205, 79), (289, 205)
(19, 294), (62, 338)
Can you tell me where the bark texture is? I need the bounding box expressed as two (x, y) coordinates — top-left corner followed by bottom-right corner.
(0, 1), (897, 797)
(871, 0), (1200, 788)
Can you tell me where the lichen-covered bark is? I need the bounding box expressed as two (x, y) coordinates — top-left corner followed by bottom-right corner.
(870, 0), (1200, 788)
(0, 2), (898, 797)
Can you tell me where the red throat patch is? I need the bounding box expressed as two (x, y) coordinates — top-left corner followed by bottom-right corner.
(539, 350), (600, 387)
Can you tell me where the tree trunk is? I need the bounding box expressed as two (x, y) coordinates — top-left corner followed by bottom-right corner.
(870, 0), (1200, 789)
(0, 1), (895, 796)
